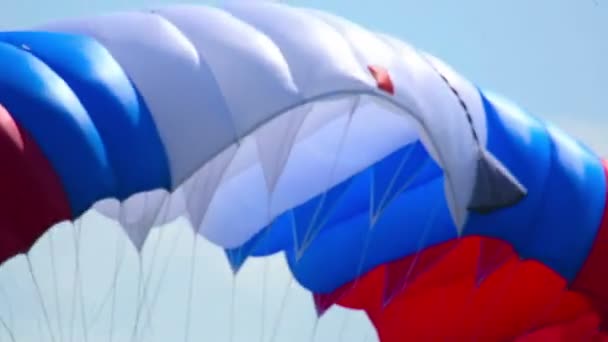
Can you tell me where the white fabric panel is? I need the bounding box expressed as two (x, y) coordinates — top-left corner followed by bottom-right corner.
(203, 96), (418, 248)
(155, 5), (302, 137)
(254, 103), (313, 192)
(302, 9), (398, 70)
(92, 146), (237, 249)
(34, 3), (504, 247)
(221, 1), (374, 95)
(261, 5), (487, 229)
(39, 12), (239, 188)
(96, 96), (420, 249)
(376, 35), (485, 228)
(420, 53), (487, 146)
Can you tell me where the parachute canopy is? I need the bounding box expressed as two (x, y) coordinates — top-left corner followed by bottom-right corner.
(0, 2), (607, 341)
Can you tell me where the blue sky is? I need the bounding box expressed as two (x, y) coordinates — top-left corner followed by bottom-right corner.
(0, 1), (606, 341)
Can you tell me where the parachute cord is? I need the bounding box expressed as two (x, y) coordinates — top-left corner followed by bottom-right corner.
(130, 228), (165, 341)
(470, 262), (522, 341)
(183, 233), (198, 342)
(0, 313), (16, 342)
(137, 178), (206, 342)
(297, 96), (359, 259)
(260, 258), (269, 342)
(229, 277), (236, 342)
(308, 316), (320, 342)
(77, 225), (90, 342)
(357, 159), (435, 303)
(0, 284), (14, 334)
(25, 255), (57, 342)
(336, 310), (350, 342)
(131, 191), (178, 342)
(36, 318), (45, 342)
(136, 225), (184, 342)
(48, 230), (65, 342)
(181, 156), (220, 342)
(131, 194), (172, 342)
(66, 218), (89, 342)
(389, 196), (442, 300)
(369, 144), (416, 225)
(68, 219), (83, 342)
(129, 256), (144, 342)
(352, 139), (429, 293)
(108, 226), (127, 342)
(268, 277), (294, 342)
(257, 205), (278, 342)
(83, 233), (125, 331)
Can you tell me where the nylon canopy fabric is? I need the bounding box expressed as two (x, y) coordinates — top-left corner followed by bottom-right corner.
(0, 2), (607, 341)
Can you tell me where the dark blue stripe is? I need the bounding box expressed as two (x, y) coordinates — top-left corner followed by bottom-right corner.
(0, 42), (115, 216)
(0, 31), (171, 202)
(466, 90), (606, 281)
(227, 89), (607, 293)
(225, 141), (450, 292)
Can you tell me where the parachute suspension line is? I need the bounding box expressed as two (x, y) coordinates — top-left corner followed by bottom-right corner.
(25, 255), (57, 342)
(228, 277), (236, 342)
(0, 312), (16, 342)
(300, 99), (363, 340)
(470, 260), (522, 341)
(81, 227), (126, 338)
(370, 143), (416, 226)
(389, 198), (442, 304)
(130, 194), (172, 342)
(67, 219), (83, 342)
(453, 236), (501, 336)
(268, 277), (295, 342)
(307, 312), (321, 342)
(137, 223), (185, 342)
(182, 233), (198, 342)
(137, 181), (205, 342)
(108, 210), (129, 342)
(336, 309), (350, 342)
(183, 182), (205, 342)
(355, 159), (437, 308)
(129, 254), (144, 342)
(65, 219), (87, 342)
(296, 96), (360, 260)
(48, 230), (65, 342)
(257, 211), (286, 342)
(36, 318), (45, 342)
(260, 257), (269, 342)
(0, 283), (14, 334)
(184, 148), (236, 342)
(76, 221), (90, 342)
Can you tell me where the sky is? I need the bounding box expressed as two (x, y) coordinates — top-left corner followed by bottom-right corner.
(0, 1), (606, 341)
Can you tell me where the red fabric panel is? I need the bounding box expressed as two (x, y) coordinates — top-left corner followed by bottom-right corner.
(571, 159), (608, 330)
(0, 103), (71, 265)
(322, 236), (598, 341)
(517, 313), (608, 342)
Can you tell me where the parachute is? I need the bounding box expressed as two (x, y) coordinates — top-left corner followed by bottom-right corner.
(0, 2), (607, 341)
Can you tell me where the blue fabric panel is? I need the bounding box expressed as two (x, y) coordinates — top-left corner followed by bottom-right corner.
(226, 141), (450, 293)
(466, 90), (606, 282)
(0, 31), (171, 201)
(230, 90), (606, 293)
(0, 42), (115, 216)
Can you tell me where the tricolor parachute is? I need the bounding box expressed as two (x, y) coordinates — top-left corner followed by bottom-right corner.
(0, 2), (607, 341)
